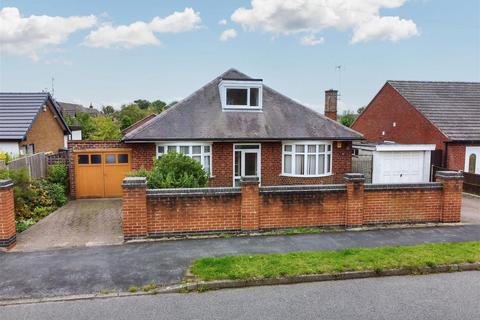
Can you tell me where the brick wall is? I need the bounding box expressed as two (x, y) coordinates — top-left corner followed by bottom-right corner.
(352, 83), (448, 151)
(21, 100), (66, 154)
(122, 172), (463, 239)
(0, 180), (16, 249)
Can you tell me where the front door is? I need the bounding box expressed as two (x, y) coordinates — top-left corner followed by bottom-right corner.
(233, 144), (260, 187)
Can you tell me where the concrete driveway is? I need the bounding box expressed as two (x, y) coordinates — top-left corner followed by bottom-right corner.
(14, 199), (123, 252)
(462, 194), (480, 224)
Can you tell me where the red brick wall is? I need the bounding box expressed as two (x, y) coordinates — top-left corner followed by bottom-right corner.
(0, 181), (16, 249)
(130, 143), (156, 170)
(123, 179), (148, 239)
(259, 192), (347, 228)
(123, 173), (462, 238)
(363, 189), (442, 224)
(147, 194), (242, 235)
(210, 141), (352, 187)
(352, 84), (448, 151)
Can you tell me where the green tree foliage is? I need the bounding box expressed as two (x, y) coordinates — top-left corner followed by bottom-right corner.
(128, 152), (208, 188)
(339, 111), (357, 127)
(102, 105), (115, 115)
(75, 112), (96, 139)
(134, 99), (151, 110)
(151, 100), (167, 113)
(90, 116), (122, 140)
(116, 103), (150, 129)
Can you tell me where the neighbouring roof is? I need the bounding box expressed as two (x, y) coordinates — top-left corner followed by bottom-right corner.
(0, 92), (70, 141)
(388, 81), (480, 141)
(59, 102), (100, 117)
(121, 114), (157, 136)
(123, 69), (362, 142)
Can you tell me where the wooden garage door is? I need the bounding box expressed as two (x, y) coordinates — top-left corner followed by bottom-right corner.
(75, 149), (132, 198)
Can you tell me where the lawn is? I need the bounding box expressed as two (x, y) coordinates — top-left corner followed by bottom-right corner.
(190, 242), (480, 281)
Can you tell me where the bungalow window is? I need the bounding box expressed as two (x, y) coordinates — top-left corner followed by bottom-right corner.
(282, 142), (332, 177)
(219, 80), (263, 110)
(156, 143), (212, 175)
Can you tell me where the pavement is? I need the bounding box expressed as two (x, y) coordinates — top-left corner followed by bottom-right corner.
(1, 271), (479, 320)
(14, 199), (123, 251)
(1, 224), (480, 301)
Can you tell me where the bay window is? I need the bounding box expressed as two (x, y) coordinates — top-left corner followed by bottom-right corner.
(282, 142), (332, 177)
(156, 143), (212, 175)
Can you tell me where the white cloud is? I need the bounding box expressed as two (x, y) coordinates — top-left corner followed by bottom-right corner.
(300, 34), (324, 46)
(84, 22), (160, 48)
(351, 16), (418, 43)
(220, 29), (237, 42)
(149, 8), (201, 33)
(218, 19), (228, 25)
(84, 8), (201, 48)
(231, 0), (418, 44)
(0, 7), (97, 59)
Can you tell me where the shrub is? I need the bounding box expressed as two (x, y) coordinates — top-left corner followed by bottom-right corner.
(48, 163), (68, 185)
(128, 153), (209, 189)
(48, 183), (68, 207)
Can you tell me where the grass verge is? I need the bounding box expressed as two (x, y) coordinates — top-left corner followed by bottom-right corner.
(191, 242), (480, 281)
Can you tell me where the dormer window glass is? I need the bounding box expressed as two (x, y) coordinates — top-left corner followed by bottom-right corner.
(219, 79), (263, 110)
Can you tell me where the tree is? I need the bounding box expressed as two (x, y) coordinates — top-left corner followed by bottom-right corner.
(134, 99), (151, 110)
(102, 105), (115, 115)
(151, 100), (167, 113)
(90, 116), (121, 140)
(75, 112), (96, 139)
(116, 103), (149, 129)
(339, 111), (357, 127)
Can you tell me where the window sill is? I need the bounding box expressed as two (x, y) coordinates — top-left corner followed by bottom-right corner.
(280, 173), (333, 178)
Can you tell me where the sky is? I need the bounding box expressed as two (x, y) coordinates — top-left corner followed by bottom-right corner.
(0, 0), (479, 114)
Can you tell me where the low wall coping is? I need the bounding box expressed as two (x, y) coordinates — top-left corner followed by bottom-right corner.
(147, 187), (241, 197)
(365, 182), (443, 191)
(260, 184), (347, 194)
(122, 177), (147, 188)
(436, 171), (464, 180)
(344, 173), (366, 182)
(0, 180), (13, 189)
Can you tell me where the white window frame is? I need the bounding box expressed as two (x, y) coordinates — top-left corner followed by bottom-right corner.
(219, 80), (263, 110)
(155, 142), (212, 176)
(281, 141), (333, 177)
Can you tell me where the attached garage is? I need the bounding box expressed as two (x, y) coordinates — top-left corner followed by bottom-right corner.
(353, 143), (435, 184)
(74, 149), (132, 198)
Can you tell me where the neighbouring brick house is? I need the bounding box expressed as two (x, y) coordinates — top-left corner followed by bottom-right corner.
(352, 81), (480, 174)
(69, 69), (363, 198)
(0, 93), (71, 156)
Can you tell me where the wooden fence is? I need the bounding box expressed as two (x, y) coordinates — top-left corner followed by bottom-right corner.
(7, 153), (48, 179)
(352, 155), (372, 183)
(464, 172), (480, 195)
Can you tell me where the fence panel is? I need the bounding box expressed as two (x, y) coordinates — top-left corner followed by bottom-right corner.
(7, 153), (48, 179)
(464, 172), (480, 195)
(352, 156), (372, 183)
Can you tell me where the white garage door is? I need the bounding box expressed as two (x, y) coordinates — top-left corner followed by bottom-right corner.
(373, 151), (429, 184)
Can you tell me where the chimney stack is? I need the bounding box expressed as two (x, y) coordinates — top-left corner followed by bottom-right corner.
(324, 89), (338, 121)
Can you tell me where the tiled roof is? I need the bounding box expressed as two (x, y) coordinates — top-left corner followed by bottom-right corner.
(123, 69), (362, 141)
(388, 81), (480, 141)
(0, 92), (69, 141)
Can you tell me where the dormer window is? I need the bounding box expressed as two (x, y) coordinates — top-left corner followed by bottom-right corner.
(219, 79), (263, 110)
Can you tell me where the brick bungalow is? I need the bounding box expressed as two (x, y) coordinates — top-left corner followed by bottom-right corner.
(69, 69), (363, 198)
(352, 81), (480, 174)
(122, 68), (363, 187)
(0, 92), (71, 156)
